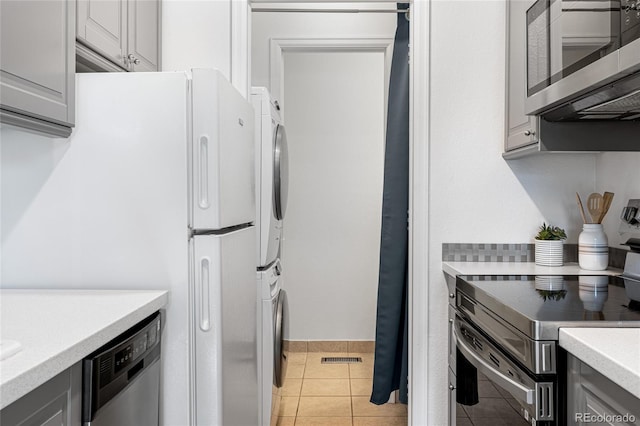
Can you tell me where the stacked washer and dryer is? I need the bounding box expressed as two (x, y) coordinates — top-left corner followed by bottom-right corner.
(251, 88), (290, 426)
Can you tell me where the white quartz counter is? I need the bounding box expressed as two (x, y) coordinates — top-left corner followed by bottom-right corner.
(442, 261), (622, 278)
(0, 289), (168, 409)
(560, 328), (640, 399)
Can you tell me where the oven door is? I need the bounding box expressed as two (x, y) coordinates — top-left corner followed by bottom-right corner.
(452, 313), (557, 425)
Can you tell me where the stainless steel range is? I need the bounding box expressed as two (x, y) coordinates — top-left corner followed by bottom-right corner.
(447, 255), (640, 426)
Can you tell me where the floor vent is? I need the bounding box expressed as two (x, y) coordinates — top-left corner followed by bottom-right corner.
(321, 357), (362, 364)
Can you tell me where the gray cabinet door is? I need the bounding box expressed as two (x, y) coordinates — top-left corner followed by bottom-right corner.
(77, 0), (159, 72)
(127, 0), (160, 72)
(0, 364), (81, 426)
(0, 0), (75, 133)
(77, 0), (128, 70)
(567, 354), (640, 425)
(505, 0), (539, 152)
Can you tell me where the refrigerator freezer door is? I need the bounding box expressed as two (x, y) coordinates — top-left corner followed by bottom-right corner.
(191, 69), (255, 231)
(192, 226), (258, 426)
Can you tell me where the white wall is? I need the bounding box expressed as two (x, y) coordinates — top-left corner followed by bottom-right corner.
(251, 9), (396, 341)
(280, 50), (385, 341)
(162, 0), (249, 96)
(427, 1), (597, 424)
(0, 127), (70, 268)
(596, 152), (640, 248)
(162, 0), (232, 76)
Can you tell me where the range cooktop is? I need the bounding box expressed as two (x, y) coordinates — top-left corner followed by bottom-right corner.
(456, 274), (640, 340)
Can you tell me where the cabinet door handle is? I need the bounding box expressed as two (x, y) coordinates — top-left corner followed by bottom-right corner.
(127, 54), (141, 65)
(524, 129), (535, 136)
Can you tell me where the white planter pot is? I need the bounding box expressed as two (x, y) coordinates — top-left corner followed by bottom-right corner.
(535, 239), (564, 266)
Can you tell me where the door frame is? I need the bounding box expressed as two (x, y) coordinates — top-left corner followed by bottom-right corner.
(268, 37), (394, 124)
(243, 2), (431, 424)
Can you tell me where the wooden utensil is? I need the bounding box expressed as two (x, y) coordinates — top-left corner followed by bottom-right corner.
(587, 193), (604, 224)
(599, 192), (614, 223)
(576, 192), (588, 224)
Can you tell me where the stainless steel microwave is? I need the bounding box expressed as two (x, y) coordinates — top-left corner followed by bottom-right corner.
(525, 0), (640, 121)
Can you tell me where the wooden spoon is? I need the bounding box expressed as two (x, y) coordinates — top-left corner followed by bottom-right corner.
(599, 192), (614, 223)
(576, 192), (588, 224)
(587, 193), (604, 224)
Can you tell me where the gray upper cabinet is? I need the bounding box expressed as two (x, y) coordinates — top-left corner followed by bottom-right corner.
(76, 0), (128, 70)
(127, 0), (160, 72)
(505, 0), (539, 154)
(76, 0), (160, 73)
(0, 0), (76, 137)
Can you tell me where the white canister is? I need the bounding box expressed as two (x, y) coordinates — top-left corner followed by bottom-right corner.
(578, 224), (609, 270)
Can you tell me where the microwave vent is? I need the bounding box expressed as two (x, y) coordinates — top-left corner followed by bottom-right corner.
(579, 114), (623, 120)
(584, 89), (640, 114)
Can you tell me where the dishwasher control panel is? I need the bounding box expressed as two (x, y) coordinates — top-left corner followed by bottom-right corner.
(114, 331), (151, 373)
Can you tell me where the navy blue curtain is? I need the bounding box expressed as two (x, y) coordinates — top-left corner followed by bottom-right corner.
(371, 4), (410, 406)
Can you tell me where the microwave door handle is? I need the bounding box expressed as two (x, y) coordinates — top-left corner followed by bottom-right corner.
(452, 325), (535, 405)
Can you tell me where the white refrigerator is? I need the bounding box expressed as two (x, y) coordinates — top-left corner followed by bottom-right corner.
(1, 70), (258, 426)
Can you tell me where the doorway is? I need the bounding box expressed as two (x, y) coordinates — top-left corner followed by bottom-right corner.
(247, 2), (430, 424)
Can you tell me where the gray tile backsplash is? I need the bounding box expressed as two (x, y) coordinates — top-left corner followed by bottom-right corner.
(442, 243), (579, 263)
(442, 243), (534, 262)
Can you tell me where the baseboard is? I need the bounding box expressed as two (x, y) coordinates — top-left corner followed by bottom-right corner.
(283, 340), (375, 353)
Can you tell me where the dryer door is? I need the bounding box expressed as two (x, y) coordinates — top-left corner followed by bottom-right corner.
(273, 289), (288, 387)
(273, 124), (289, 221)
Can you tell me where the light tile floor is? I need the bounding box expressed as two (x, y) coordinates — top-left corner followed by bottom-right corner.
(277, 352), (408, 426)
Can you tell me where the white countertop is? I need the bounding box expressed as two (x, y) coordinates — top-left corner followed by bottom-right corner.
(0, 289), (168, 410)
(442, 261), (622, 278)
(560, 328), (640, 399)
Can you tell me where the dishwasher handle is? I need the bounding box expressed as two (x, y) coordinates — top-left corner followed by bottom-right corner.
(82, 312), (162, 422)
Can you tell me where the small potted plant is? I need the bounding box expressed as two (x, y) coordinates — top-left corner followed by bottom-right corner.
(535, 223), (567, 266)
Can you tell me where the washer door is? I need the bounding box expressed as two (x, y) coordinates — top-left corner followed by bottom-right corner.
(273, 289), (288, 387)
(273, 124), (289, 221)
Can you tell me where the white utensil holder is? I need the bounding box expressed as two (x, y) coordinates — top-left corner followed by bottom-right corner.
(578, 224), (609, 271)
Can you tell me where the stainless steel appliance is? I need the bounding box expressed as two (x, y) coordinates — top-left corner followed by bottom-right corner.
(525, 0), (640, 120)
(447, 266), (640, 424)
(82, 312), (162, 426)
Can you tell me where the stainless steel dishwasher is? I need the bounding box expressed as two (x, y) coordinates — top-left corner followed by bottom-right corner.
(82, 312), (162, 426)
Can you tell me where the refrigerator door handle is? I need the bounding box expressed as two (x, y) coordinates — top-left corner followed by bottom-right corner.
(198, 256), (211, 331)
(198, 135), (210, 209)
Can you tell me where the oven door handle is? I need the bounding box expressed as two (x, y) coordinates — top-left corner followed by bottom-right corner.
(453, 324), (535, 405)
